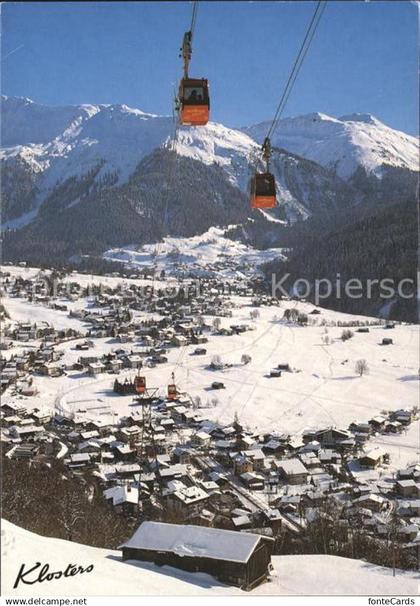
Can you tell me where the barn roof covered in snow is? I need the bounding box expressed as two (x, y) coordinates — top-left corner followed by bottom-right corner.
(120, 521), (272, 563)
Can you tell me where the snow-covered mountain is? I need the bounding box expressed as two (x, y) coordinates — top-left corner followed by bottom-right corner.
(1, 96), (256, 227)
(243, 111), (418, 180)
(1, 96), (417, 264)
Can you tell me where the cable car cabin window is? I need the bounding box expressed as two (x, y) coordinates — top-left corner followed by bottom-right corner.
(254, 174), (275, 196)
(251, 173), (277, 209)
(180, 79), (209, 105)
(183, 86), (206, 104)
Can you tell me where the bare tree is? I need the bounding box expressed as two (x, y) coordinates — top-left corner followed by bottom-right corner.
(241, 354), (252, 365)
(211, 354), (223, 369)
(355, 359), (369, 376)
(212, 317), (221, 331)
(192, 395), (202, 409)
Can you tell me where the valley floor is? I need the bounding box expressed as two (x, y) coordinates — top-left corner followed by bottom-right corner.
(4, 291), (417, 440)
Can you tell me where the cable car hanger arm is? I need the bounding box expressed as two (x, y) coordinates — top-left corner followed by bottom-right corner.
(179, 1), (199, 78)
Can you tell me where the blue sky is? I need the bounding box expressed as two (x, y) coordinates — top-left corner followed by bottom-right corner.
(1, 1), (418, 134)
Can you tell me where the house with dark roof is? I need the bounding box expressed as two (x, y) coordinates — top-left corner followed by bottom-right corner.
(120, 521), (274, 590)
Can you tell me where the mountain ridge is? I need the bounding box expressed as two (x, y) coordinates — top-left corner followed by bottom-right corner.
(1, 96), (417, 268)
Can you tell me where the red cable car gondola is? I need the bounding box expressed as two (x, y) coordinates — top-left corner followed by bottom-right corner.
(178, 19), (209, 126)
(167, 383), (177, 400)
(167, 372), (177, 400)
(250, 137), (277, 209)
(134, 375), (146, 395)
(250, 173), (277, 209)
(178, 77), (209, 126)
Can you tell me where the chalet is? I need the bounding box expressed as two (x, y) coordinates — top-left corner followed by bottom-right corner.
(112, 443), (137, 461)
(120, 522), (274, 589)
(80, 430), (100, 441)
(353, 493), (388, 513)
(6, 443), (40, 459)
(104, 484), (139, 516)
(78, 440), (101, 455)
(172, 446), (191, 465)
(192, 335), (208, 346)
(299, 452), (321, 469)
(391, 410), (413, 426)
(276, 458), (308, 485)
(115, 463), (142, 478)
(31, 409), (51, 425)
(243, 449), (265, 471)
(384, 421), (403, 433)
(349, 422), (371, 436)
(108, 359), (123, 373)
(88, 362), (106, 375)
(160, 418), (175, 432)
(86, 418), (113, 435)
(240, 472), (265, 491)
(314, 427), (351, 447)
(119, 426), (141, 443)
(79, 355), (99, 365)
(191, 431), (211, 447)
(2, 415), (22, 427)
(369, 416), (387, 431)
(193, 347), (207, 355)
(172, 335), (189, 347)
(262, 439), (284, 455)
(318, 449), (341, 466)
(1, 401), (28, 417)
(166, 485), (210, 519)
(211, 381), (225, 390)
(233, 455), (253, 476)
(10, 425), (45, 440)
(358, 447), (386, 468)
(68, 453), (92, 467)
(232, 515), (252, 530)
(125, 354), (143, 369)
(397, 500), (420, 518)
(75, 340), (94, 351)
(396, 480), (419, 498)
(171, 406), (188, 423)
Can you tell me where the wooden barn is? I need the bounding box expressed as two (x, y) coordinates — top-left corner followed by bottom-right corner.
(120, 521), (274, 590)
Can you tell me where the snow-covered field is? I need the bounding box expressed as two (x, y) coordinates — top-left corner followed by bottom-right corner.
(369, 420), (420, 472)
(54, 304), (419, 437)
(1, 264), (170, 291)
(4, 296), (89, 332)
(2, 279), (419, 439)
(103, 226), (286, 279)
(2, 520), (418, 596)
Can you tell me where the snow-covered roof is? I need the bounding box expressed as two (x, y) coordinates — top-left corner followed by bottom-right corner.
(120, 521), (272, 563)
(278, 458), (308, 476)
